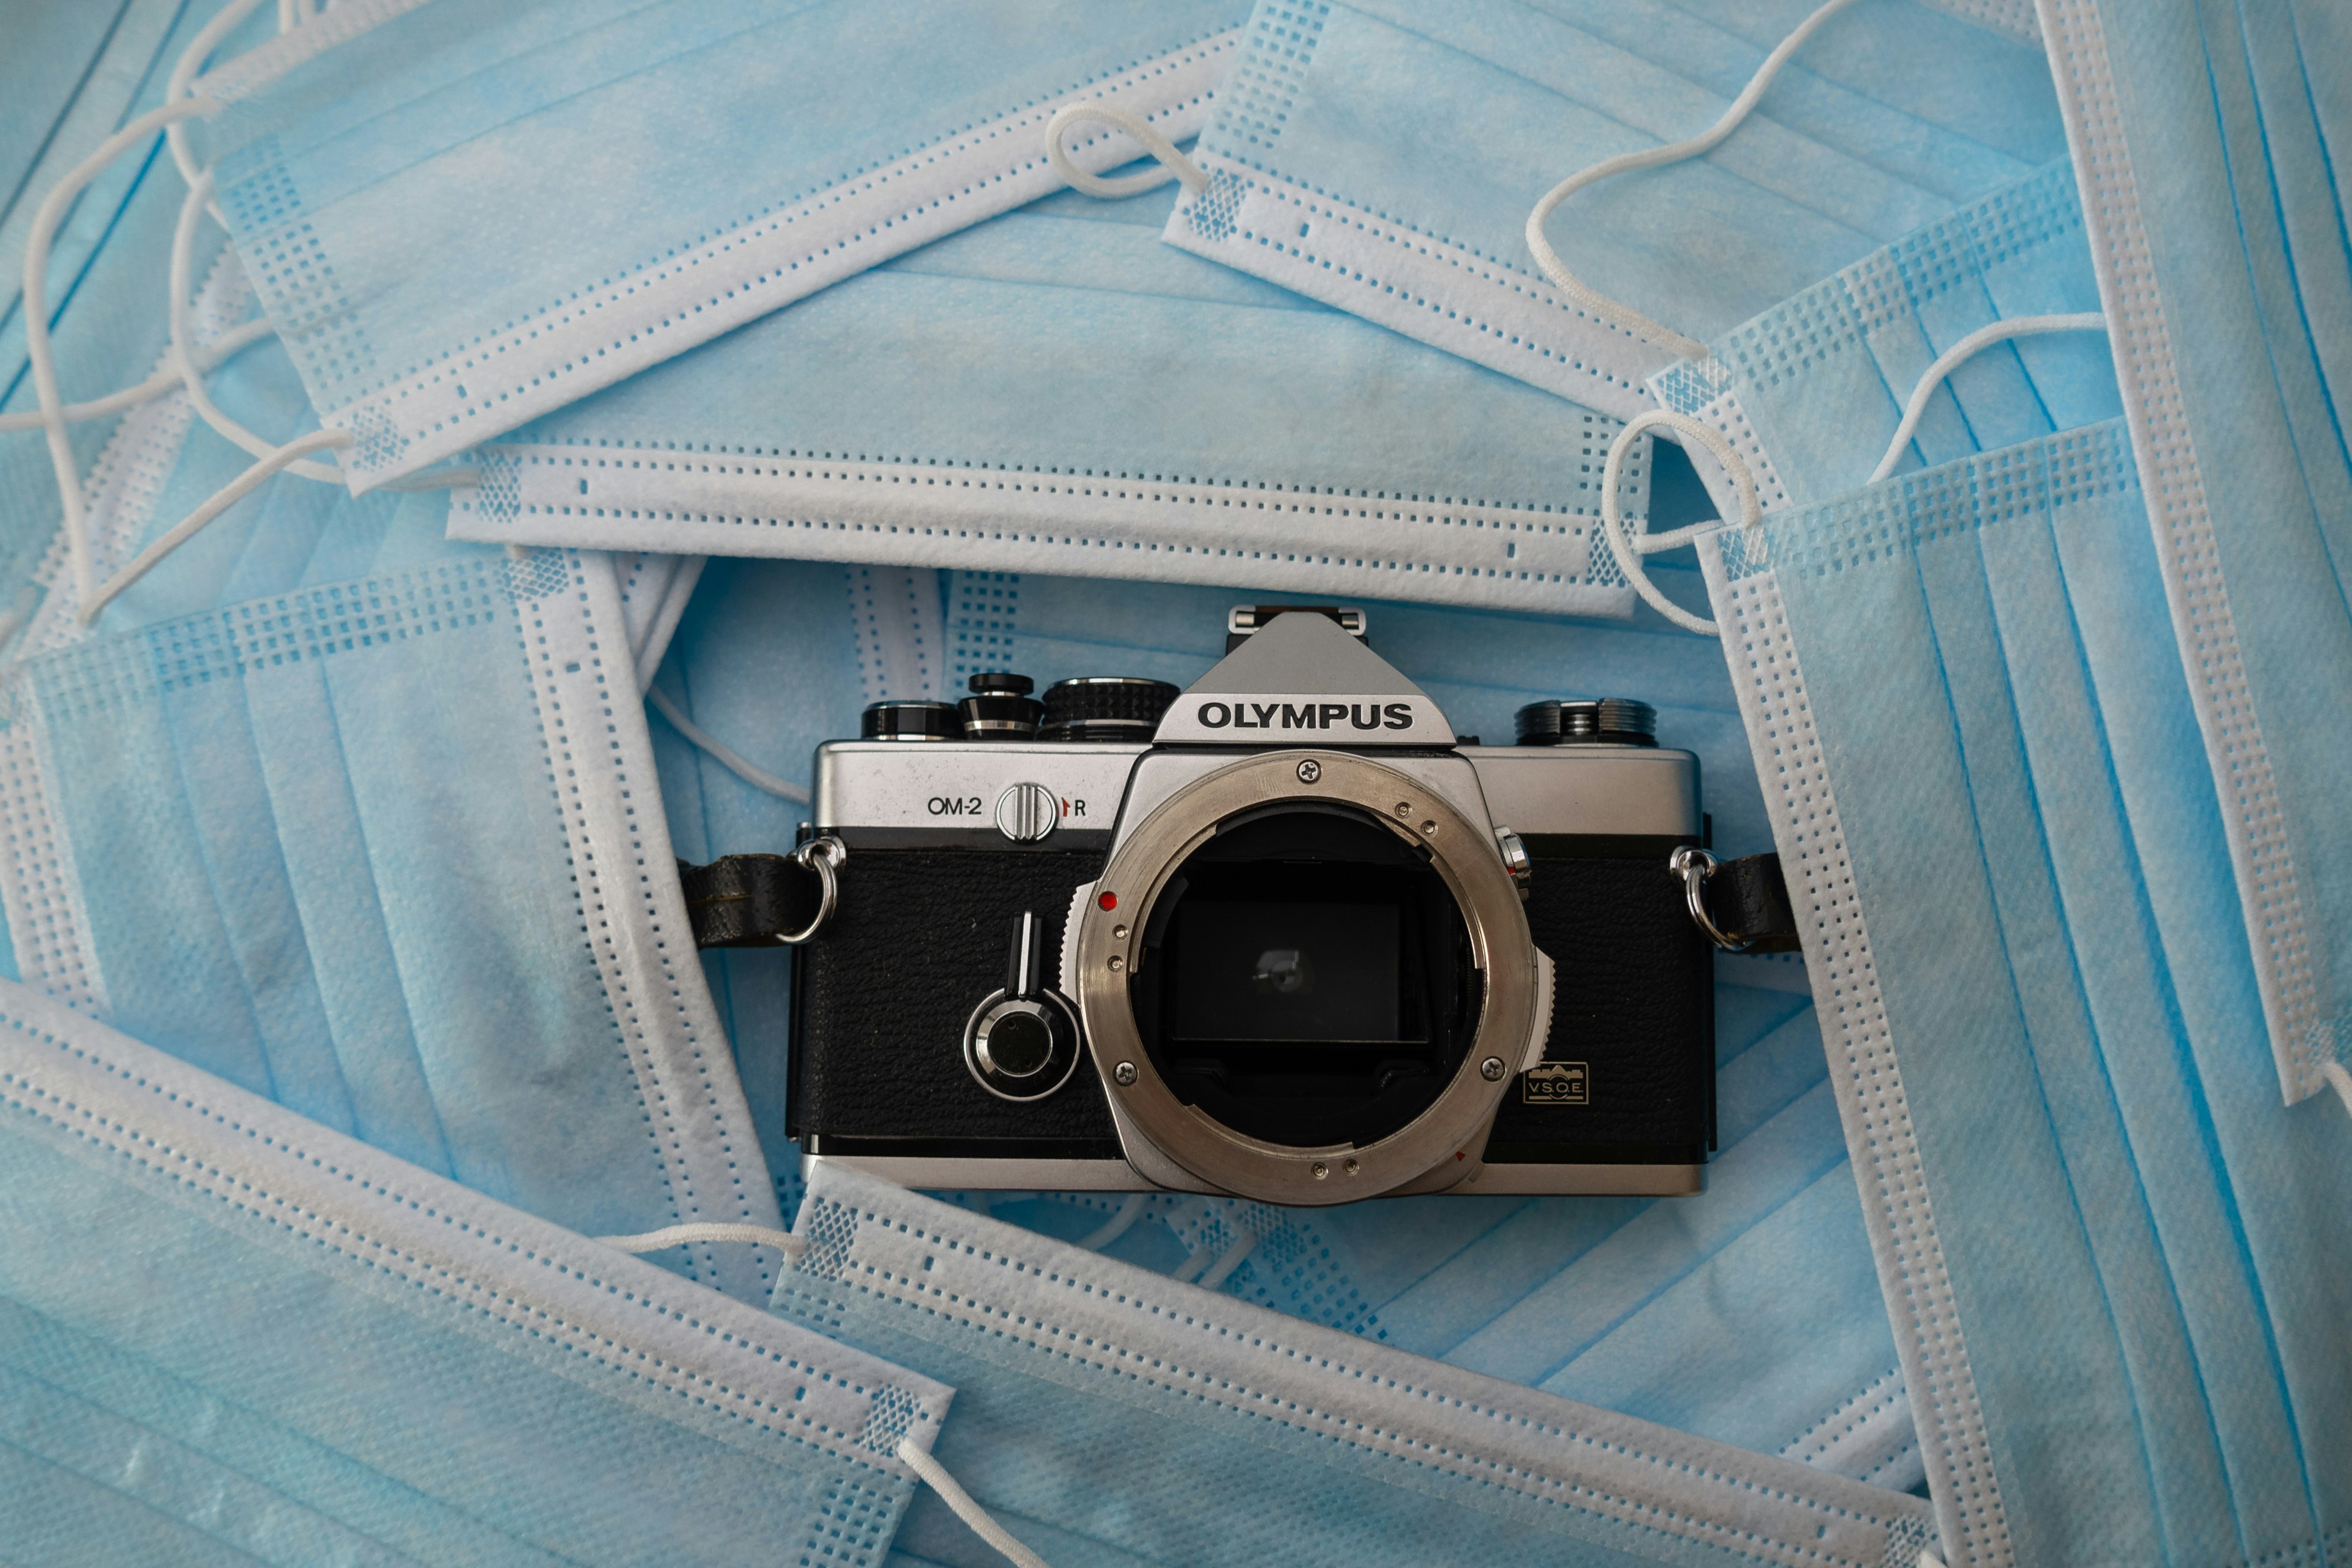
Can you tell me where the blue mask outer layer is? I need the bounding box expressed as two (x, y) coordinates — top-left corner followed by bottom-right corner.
(1160, 0), (2067, 422)
(0, 975), (954, 1567)
(775, 1159), (1938, 1568)
(190, 0), (1246, 489)
(0, 0), (272, 625)
(446, 185), (1643, 617)
(1696, 421), (2352, 1564)
(649, 559), (1923, 1490)
(2041, 0), (2352, 1104)
(2, 279), (783, 1302)
(1652, 158), (2121, 519)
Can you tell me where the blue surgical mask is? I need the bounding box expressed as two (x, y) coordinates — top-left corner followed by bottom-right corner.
(1695, 421), (2352, 1563)
(186, 0), (1247, 489)
(2, 321), (784, 1303)
(448, 184), (1643, 617)
(0, 973), (956, 1566)
(776, 1159), (1939, 1567)
(652, 558), (1921, 1487)
(1, 0), (267, 623)
(2039, 0), (2352, 1107)
(1650, 158), (2121, 518)
(1157, 0), (2069, 425)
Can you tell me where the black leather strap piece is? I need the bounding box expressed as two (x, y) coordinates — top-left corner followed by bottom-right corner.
(1706, 853), (1803, 954)
(678, 853), (823, 948)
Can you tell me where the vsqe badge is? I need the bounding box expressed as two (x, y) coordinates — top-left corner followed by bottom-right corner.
(1523, 1062), (1589, 1105)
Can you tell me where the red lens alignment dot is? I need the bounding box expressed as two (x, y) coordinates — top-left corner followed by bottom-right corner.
(1097, 890), (1118, 911)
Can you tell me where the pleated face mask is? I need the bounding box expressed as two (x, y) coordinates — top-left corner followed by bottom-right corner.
(0, 976), (956, 1566)
(1152, 0), (2068, 424)
(2040, 0), (2352, 1106)
(773, 1159), (1939, 1568)
(2, 259), (782, 1302)
(643, 558), (1924, 1493)
(182, 0), (1247, 491)
(1649, 156), (2120, 520)
(1, 0), (275, 622)
(447, 184), (1646, 618)
(1696, 422), (2352, 1564)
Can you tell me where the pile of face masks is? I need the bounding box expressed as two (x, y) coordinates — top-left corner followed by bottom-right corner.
(3, 0), (2346, 1562)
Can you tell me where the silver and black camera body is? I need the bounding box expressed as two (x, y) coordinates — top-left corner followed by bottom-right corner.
(788, 607), (1712, 1205)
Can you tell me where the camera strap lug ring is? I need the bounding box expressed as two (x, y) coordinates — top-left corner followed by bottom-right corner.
(1672, 847), (1750, 952)
(674, 838), (848, 949)
(775, 836), (848, 945)
(1672, 846), (1802, 955)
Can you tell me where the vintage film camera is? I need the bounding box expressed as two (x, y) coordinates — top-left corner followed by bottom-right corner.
(772, 607), (1744, 1205)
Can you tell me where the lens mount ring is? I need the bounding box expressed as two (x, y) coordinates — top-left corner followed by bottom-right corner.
(963, 988), (1084, 1103)
(1073, 749), (1540, 1205)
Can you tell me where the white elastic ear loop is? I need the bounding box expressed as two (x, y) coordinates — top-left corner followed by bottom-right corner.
(1524, 0), (1864, 359)
(1045, 101), (1208, 199)
(603, 1227), (1053, 1566)
(1072, 1193), (1147, 1251)
(0, 318), (275, 433)
(1599, 409), (1763, 638)
(168, 0), (272, 207)
(24, 97), (228, 613)
(894, 1437), (1055, 1568)
(644, 684), (812, 803)
(2322, 1059), (2352, 1120)
(77, 428), (352, 624)
(172, 171), (348, 483)
(1868, 312), (2110, 483)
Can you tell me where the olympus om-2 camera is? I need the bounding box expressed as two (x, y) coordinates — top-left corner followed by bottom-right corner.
(785, 607), (1716, 1205)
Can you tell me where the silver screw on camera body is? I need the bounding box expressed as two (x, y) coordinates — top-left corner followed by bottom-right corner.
(1113, 1061), (1137, 1086)
(1296, 758), (1322, 783)
(1480, 1056), (1507, 1081)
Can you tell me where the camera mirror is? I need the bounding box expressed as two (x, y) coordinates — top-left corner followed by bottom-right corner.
(1132, 805), (1478, 1149)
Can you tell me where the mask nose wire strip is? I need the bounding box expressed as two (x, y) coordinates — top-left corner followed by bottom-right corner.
(1072, 1193), (1147, 1251)
(895, 1437), (1057, 1568)
(1523, 0), (1864, 359)
(595, 1221), (806, 1258)
(1045, 102), (1209, 199)
(2322, 1060), (2352, 1120)
(644, 685), (812, 804)
(171, 171), (348, 483)
(24, 98), (229, 612)
(1867, 312), (2110, 483)
(0, 318), (275, 433)
(1599, 409), (1764, 638)
(77, 428), (353, 623)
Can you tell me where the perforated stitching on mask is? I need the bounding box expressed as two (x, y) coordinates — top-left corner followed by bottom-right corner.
(1963, 162), (2082, 269)
(1167, 158), (1662, 406)
(795, 1199), (1932, 1567)
(454, 448), (1632, 607)
(1209, 1), (1330, 155)
(1748, 425), (2133, 585)
(1706, 559), (2009, 1565)
(508, 553), (775, 1297)
(2041, 0), (2323, 1097)
(248, 32), (1239, 479)
(795, 1476), (899, 1568)
(0, 1035), (913, 1475)
(21, 564), (513, 722)
(218, 139), (379, 407)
